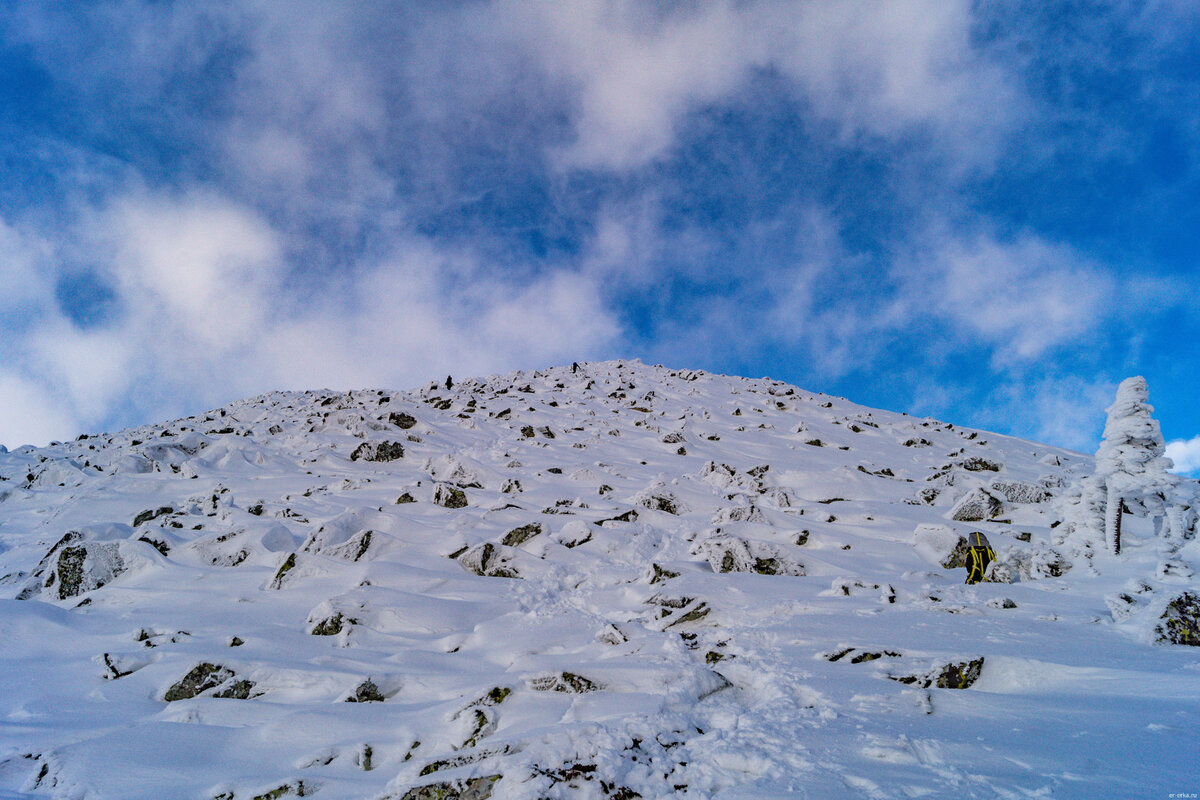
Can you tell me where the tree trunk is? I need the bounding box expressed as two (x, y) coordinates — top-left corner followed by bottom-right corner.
(1105, 484), (1123, 555)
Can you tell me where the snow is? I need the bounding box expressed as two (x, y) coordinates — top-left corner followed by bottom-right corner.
(0, 360), (1197, 799)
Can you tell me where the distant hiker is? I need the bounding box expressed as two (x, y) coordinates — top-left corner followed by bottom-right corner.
(572, 362), (580, 373)
(965, 531), (995, 584)
(445, 375), (453, 390)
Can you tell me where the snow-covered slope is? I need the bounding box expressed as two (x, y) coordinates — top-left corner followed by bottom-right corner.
(1, 360), (1197, 800)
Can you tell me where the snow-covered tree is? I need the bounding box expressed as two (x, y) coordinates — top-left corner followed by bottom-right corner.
(1093, 376), (1176, 554)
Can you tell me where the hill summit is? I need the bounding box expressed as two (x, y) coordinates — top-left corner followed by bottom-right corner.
(1, 360), (1197, 799)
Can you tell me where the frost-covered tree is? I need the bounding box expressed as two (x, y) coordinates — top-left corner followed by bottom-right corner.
(1092, 376), (1176, 554)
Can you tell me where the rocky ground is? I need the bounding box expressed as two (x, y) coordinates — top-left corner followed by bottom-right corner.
(1, 360), (1197, 799)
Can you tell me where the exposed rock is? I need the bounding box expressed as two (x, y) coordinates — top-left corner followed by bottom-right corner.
(827, 648), (902, 663)
(325, 530), (374, 562)
(649, 563), (680, 584)
(664, 602), (711, 628)
(133, 506), (174, 527)
(389, 412), (418, 429)
(528, 672), (601, 693)
(941, 536), (971, 570)
(251, 782), (309, 800)
(960, 457), (1002, 472)
(164, 663), (253, 701)
(700, 536), (803, 576)
(598, 509), (638, 525)
(215, 679), (257, 699)
(18, 535), (129, 600)
(1156, 592), (1200, 646)
(395, 492), (416, 504)
(501, 523), (542, 547)
(434, 484), (468, 509)
(397, 775), (500, 800)
(989, 479), (1049, 504)
(711, 504), (767, 524)
(984, 560), (1017, 584)
(950, 488), (1005, 522)
(1007, 548), (1071, 580)
(891, 657), (985, 689)
(270, 553), (297, 589)
(309, 611), (353, 636)
(345, 679), (386, 702)
(636, 490), (683, 515)
(457, 543), (520, 579)
(350, 441), (405, 462)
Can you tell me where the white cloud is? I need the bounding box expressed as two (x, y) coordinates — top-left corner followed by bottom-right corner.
(901, 229), (1115, 363)
(0, 190), (623, 447)
(485, 0), (1018, 172)
(1166, 436), (1200, 475)
(1024, 377), (1115, 453)
(0, 371), (80, 449)
(105, 190), (282, 345)
(0, 218), (55, 313)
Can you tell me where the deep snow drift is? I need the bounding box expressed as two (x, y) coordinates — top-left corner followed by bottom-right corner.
(0, 360), (1197, 800)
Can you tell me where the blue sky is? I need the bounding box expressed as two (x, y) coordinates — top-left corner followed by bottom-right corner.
(0, 1), (1197, 473)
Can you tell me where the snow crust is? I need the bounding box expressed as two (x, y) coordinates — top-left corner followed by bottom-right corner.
(0, 360), (1197, 799)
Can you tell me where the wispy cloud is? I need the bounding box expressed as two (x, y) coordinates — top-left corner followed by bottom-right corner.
(896, 228), (1115, 364)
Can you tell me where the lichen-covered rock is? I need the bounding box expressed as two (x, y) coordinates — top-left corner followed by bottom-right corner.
(350, 441), (405, 462)
(989, 479), (1050, 504)
(950, 488), (1005, 522)
(984, 560), (1016, 584)
(425, 455), (484, 488)
(388, 412), (418, 430)
(434, 484), (468, 509)
(940, 536), (971, 569)
(457, 543), (520, 578)
(164, 663), (242, 701)
(528, 672), (601, 693)
(269, 553), (297, 589)
(699, 536), (804, 576)
(304, 522), (374, 562)
(309, 612), (350, 636)
(711, 504), (767, 524)
(345, 679), (385, 702)
(250, 781), (309, 800)
(501, 523), (542, 547)
(17, 534), (128, 600)
(133, 506), (174, 527)
(398, 775), (500, 800)
(329, 530), (373, 562)
(1156, 592), (1200, 646)
(635, 488), (684, 515)
(1008, 548), (1071, 580)
(933, 658), (985, 688)
(649, 563), (680, 584)
(892, 657), (985, 689)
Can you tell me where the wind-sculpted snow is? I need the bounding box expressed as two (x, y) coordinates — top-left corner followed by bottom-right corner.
(1, 360), (1198, 799)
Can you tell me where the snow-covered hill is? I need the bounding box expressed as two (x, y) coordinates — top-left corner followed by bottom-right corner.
(1, 360), (1197, 800)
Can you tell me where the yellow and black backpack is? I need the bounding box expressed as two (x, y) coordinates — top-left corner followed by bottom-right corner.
(965, 531), (995, 584)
